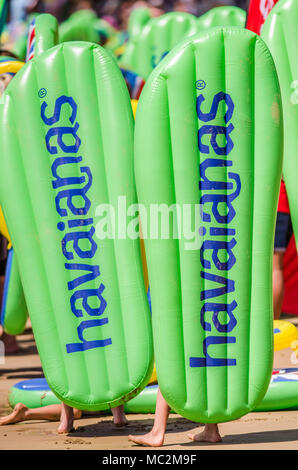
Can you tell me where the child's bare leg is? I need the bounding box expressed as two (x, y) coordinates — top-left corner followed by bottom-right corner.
(58, 403), (76, 434)
(188, 423), (222, 443)
(0, 403), (82, 425)
(273, 251), (285, 320)
(111, 405), (128, 427)
(1, 331), (19, 354)
(128, 388), (170, 447)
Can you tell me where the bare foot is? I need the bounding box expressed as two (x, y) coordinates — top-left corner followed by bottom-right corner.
(0, 403), (28, 425)
(128, 431), (164, 447)
(57, 421), (75, 434)
(114, 416), (128, 427)
(188, 425), (222, 444)
(112, 405), (128, 427)
(58, 404), (74, 434)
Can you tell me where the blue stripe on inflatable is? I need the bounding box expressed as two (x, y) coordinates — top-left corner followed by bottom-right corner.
(274, 377), (298, 383)
(29, 43), (34, 55)
(13, 377), (158, 393)
(272, 368), (298, 383)
(0, 58), (15, 63)
(0, 248), (13, 326)
(14, 378), (51, 391)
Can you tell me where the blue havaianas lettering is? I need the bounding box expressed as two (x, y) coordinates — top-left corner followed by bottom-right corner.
(41, 95), (110, 353)
(190, 91), (241, 368)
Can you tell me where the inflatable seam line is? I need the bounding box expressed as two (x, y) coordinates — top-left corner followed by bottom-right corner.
(144, 70), (189, 413)
(247, 34), (256, 409)
(165, 78), (188, 404)
(91, 46), (116, 396)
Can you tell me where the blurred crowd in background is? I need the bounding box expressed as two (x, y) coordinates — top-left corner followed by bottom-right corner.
(7, 0), (249, 31)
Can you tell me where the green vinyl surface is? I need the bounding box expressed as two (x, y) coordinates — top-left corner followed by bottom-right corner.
(261, 0), (298, 251)
(119, 12), (198, 79)
(0, 13), (59, 336)
(0, 42), (153, 410)
(134, 27), (283, 423)
(28, 13), (59, 59)
(127, 7), (152, 41)
(0, 249), (27, 335)
(59, 10), (100, 44)
(197, 6), (246, 30)
(0, 0), (7, 35)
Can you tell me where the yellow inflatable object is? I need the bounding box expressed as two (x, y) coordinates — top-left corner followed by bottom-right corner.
(0, 206), (11, 248)
(131, 98), (138, 117)
(114, 44), (126, 57)
(148, 365), (157, 384)
(0, 61), (24, 74)
(274, 320), (297, 351)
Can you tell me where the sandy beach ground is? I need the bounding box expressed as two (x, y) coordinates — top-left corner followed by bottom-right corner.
(1, 317), (298, 451)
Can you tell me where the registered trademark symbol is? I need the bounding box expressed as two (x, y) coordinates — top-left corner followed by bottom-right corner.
(38, 88), (47, 98)
(196, 80), (206, 90)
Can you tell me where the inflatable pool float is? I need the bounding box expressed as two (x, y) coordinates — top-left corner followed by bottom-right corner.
(0, 41), (153, 411)
(0, 248), (27, 335)
(9, 369), (298, 413)
(0, 60), (24, 74)
(197, 6), (246, 30)
(127, 370), (298, 413)
(9, 379), (63, 409)
(134, 27), (282, 423)
(119, 12), (198, 79)
(261, 0), (298, 251)
(59, 10), (101, 44)
(0, 0), (7, 35)
(255, 368), (298, 411)
(1, 14), (59, 336)
(274, 320), (297, 351)
(8, 380), (160, 413)
(127, 7), (151, 41)
(0, 59), (27, 336)
(59, 10), (119, 50)
(9, 372), (158, 411)
(26, 14), (59, 61)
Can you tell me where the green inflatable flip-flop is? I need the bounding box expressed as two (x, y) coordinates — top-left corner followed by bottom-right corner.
(0, 14), (59, 336)
(261, 0), (298, 250)
(119, 12), (198, 79)
(197, 6), (246, 31)
(134, 27), (283, 423)
(0, 41), (153, 410)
